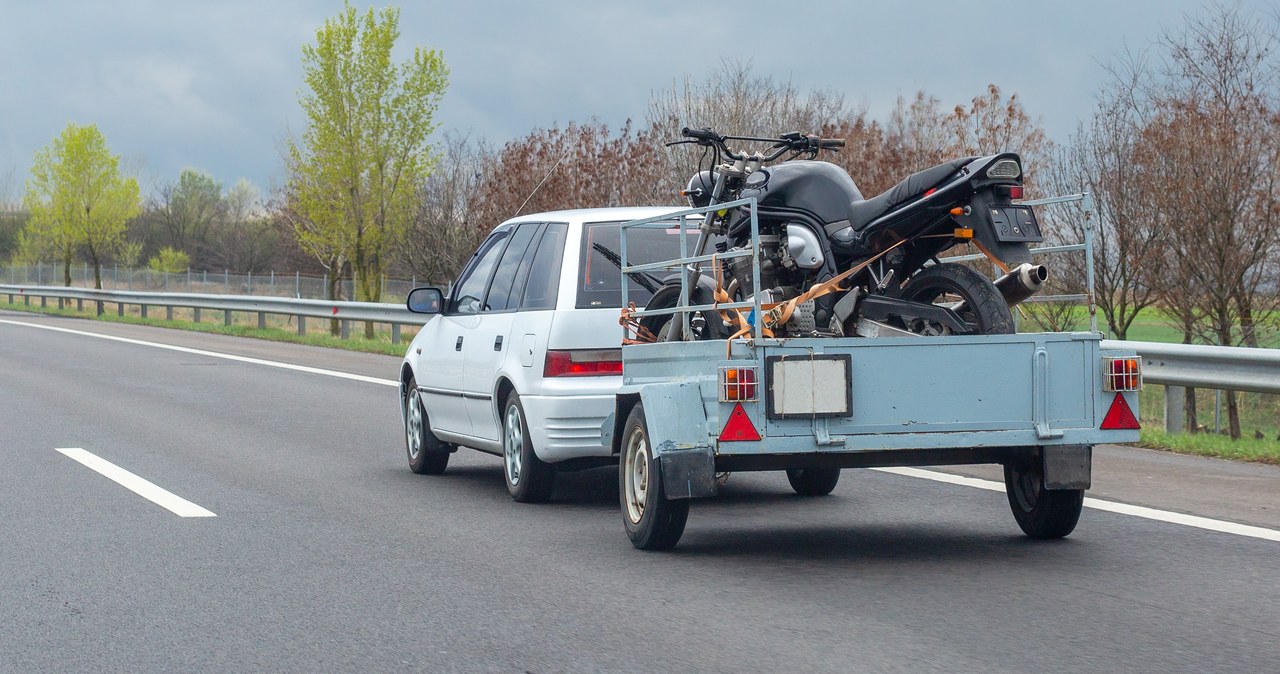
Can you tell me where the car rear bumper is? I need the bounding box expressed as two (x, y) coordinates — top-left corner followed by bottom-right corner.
(520, 393), (613, 463)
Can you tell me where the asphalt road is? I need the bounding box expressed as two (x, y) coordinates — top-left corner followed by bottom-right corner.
(2, 310), (1277, 673)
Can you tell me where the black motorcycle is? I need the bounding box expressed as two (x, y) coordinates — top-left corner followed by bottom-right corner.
(640, 127), (1048, 341)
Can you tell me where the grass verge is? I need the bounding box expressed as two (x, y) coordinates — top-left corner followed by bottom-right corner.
(1137, 429), (1280, 465)
(0, 298), (408, 357)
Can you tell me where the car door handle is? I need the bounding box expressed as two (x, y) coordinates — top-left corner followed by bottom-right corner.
(494, 335), (503, 351)
(455, 336), (464, 351)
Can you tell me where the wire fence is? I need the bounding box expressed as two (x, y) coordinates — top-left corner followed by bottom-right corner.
(0, 263), (425, 303)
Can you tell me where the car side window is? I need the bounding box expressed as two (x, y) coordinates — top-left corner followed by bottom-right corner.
(483, 223), (541, 312)
(520, 223), (568, 310)
(449, 231), (509, 314)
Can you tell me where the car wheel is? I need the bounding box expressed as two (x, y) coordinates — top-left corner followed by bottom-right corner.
(785, 467), (841, 496)
(619, 403), (689, 550)
(405, 376), (449, 475)
(502, 391), (555, 503)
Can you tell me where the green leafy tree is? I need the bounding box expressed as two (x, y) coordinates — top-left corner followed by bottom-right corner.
(156, 168), (223, 263)
(288, 2), (448, 336)
(22, 123), (140, 288)
(148, 246), (190, 274)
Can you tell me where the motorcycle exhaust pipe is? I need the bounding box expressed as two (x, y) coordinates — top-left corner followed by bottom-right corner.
(951, 263), (1047, 315)
(994, 263), (1048, 308)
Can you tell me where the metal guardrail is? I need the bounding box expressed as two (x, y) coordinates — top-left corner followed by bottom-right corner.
(0, 284), (422, 343)
(1106, 339), (1280, 395)
(1103, 339), (1280, 433)
(5, 283), (1277, 431)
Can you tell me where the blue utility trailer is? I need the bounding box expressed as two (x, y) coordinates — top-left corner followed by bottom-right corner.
(605, 202), (1142, 550)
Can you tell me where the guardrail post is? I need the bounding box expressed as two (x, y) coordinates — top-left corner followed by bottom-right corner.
(58, 298), (64, 310)
(224, 309), (232, 326)
(297, 316), (306, 336)
(40, 296), (46, 308)
(391, 323), (400, 344)
(24, 295), (30, 306)
(140, 305), (148, 319)
(117, 302), (124, 317)
(341, 320), (350, 340)
(1164, 385), (1186, 433)
(258, 312), (266, 329)
(77, 298), (83, 311)
(194, 307), (202, 323)
(166, 306), (173, 321)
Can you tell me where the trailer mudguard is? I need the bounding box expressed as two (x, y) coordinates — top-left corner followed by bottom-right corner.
(612, 381), (718, 499)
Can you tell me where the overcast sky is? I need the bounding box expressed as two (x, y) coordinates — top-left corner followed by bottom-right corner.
(0, 0), (1266, 201)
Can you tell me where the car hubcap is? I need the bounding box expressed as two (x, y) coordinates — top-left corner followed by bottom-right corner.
(504, 404), (523, 486)
(406, 390), (423, 461)
(624, 428), (649, 525)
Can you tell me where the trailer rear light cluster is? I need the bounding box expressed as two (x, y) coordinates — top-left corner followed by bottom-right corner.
(719, 366), (758, 402)
(1103, 357), (1143, 392)
(543, 349), (624, 377)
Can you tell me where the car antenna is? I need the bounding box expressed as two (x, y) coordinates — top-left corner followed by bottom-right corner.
(512, 146), (573, 217)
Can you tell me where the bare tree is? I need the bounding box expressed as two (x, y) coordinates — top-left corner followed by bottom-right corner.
(1137, 5), (1280, 438)
(396, 132), (490, 284)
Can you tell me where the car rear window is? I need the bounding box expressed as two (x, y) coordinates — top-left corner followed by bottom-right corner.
(577, 220), (702, 309)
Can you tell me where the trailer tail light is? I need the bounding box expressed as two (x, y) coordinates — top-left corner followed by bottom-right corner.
(719, 366), (758, 402)
(1103, 357), (1143, 392)
(543, 349), (623, 377)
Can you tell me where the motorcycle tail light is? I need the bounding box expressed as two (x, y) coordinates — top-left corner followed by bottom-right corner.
(987, 159), (1021, 179)
(719, 367), (758, 402)
(1103, 357), (1143, 392)
(1009, 185), (1024, 200)
(544, 349), (624, 377)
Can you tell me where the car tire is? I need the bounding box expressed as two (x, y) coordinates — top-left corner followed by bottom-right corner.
(785, 467), (841, 496)
(620, 403), (689, 550)
(502, 391), (555, 503)
(404, 376), (450, 475)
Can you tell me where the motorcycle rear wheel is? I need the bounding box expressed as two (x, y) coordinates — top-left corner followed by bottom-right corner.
(897, 263), (1014, 335)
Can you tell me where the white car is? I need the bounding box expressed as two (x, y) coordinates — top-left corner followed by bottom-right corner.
(399, 206), (696, 502)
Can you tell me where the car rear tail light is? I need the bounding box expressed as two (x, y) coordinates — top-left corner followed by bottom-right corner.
(719, 366), (758, 402)
(1103, 357), (1143, 392)
(543, 349), (623, 377)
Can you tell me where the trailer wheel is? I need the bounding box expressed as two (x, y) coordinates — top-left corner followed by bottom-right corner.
(619, 403), (689, 550)
(405, 377), (450, 475)
(503, 392), (555, 503)
(785, 467), (841, 496)
(898, 263), (1014, 335)
(1004, 460), (1084, 539)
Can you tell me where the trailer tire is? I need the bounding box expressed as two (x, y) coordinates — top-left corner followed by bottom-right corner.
(1004, 460), (1084, 539)
(620, 403), (689, 550)
(899, 263), (1014, 335)
(405, 377), (450, 475)
(786, 467), (841, 496)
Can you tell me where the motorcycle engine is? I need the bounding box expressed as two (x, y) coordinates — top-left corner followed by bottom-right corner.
(723, 234), (824, 337)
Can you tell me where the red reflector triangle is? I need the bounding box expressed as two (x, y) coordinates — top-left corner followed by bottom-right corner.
(1101, 393), (1140, 430)
(719, 403), (761, 442)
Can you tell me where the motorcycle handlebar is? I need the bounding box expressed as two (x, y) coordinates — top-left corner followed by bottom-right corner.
(676, 127), (843, 159)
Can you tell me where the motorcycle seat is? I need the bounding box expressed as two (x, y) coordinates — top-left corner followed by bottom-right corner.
(846, 157), (974, 231)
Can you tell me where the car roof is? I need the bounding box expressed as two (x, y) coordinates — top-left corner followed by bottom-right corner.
(501, 206), (699, 227)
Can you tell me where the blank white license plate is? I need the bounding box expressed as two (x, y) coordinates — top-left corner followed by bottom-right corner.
(766, 354), (851, 419)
